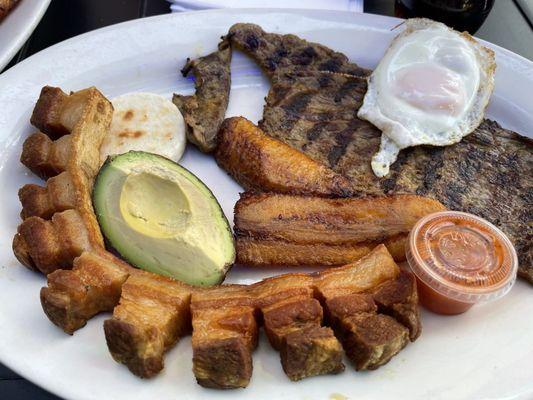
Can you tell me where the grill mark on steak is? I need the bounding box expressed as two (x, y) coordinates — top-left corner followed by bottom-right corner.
(227, 23), (533, 283)
(227, 23), (370, 78)
(172, 40), (231, 153)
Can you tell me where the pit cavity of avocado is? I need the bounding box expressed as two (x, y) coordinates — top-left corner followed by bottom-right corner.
(119, 171), (191, 239)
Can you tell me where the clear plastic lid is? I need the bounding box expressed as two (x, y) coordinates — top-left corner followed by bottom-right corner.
(406, 211), (518, 303)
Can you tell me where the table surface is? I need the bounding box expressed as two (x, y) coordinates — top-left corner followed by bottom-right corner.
(1, 0), (532, 399)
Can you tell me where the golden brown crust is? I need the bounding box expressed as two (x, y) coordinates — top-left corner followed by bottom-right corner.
(41, 250), (132, 334)
(339, 313), (409, 370)
(20, 133), (71, 180)
(30, 86), (97, 139)
(234, 192), (446, 266)
(104, 270), (193, 378)
(215, 117), (354, 197)
(262, 296), (323, 350)
(104, 245), (419, 386)
(19, 172), (77, 219)
(236, 235), (407, 267)
(14, 210), (92, 275)
(15, 86), (113, 273)
(235, 192), (446, 244)
(372, 270), (421, 341)
(192, 306), (258, 388)
(280, 326), (344, 381)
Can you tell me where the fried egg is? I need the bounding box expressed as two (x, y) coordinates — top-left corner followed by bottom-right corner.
(100, 93), (186, 164)
(358, 18), (496, 177)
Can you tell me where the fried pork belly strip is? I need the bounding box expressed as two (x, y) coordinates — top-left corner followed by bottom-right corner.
(105, 246), (418, 388)
(235, 235), (407, 267)
(14, 86), (113, 274)
(234, 192), (446, 266)
(215, 117), (354, 197)
(13, 210), (91, 274)
(173, 41), (231, 153)
(41, 250), (133, 334)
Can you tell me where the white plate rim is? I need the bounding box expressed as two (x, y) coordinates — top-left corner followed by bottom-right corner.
(0, 0), (51, 71)
(0, 8), (532, 400)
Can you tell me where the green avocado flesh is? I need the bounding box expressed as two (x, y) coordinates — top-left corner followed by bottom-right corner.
(93, 151), (235, 286)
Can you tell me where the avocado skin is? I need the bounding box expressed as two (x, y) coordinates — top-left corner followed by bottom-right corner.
(93, 151), (235, 286)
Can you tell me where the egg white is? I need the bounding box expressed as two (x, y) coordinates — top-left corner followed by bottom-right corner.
(358, 18), (496, 177)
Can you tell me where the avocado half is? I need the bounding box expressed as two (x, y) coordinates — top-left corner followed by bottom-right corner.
(93, 151), (235, 286)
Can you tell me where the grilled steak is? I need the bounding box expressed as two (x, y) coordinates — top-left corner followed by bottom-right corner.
(173, 40), (231, 152)
(227, 23), (533, 283)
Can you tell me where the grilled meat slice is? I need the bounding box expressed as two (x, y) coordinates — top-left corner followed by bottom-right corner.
(372, 270), (421, 341)
(40, 250), (132, 334)
(104, 270), (193, 378)
(227, 23), (369, 78)
(215, 117), (354, 197)
(173, 41), (231, 152)
(340, 313), (409, 371)
(15, 86), (113, 273)
(234, 192), (445, 266)
(229, 25), (532, 283)
(280, 326), (344, 381)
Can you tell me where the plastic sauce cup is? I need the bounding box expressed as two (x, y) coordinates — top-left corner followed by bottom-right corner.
(406, 211), (518, 315)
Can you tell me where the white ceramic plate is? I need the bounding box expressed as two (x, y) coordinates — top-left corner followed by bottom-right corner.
(0, 0), (51, 70)
(0, 9), (532, 400)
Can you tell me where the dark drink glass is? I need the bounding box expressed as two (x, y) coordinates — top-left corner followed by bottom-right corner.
(395, 0), (495, 33)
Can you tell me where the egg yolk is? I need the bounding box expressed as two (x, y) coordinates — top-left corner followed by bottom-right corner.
(392, 63), (466, 116)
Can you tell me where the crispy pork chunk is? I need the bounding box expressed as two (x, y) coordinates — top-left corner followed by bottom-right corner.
(215, 117), (354, 197)
(262, 296), (323, 350)
(20, 133), (71, 180)
(234, 192), (446, 266)
(14, 86), (113, 273)
(104, 270), (193, 378)
(372, 270), (421, 341)
(262, 296), (344, 381)
(281, 326), (344, 381)
(192, 305), (258, 389)
(340, 313), (409, 370)
(173, 41), (231, 153)
(13, 210), (91, 274)
(40, 250), (132, 334)
(104, 245), (420, 387)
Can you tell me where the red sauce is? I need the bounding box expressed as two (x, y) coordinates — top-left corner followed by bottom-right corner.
(406, 211), (517, 315)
